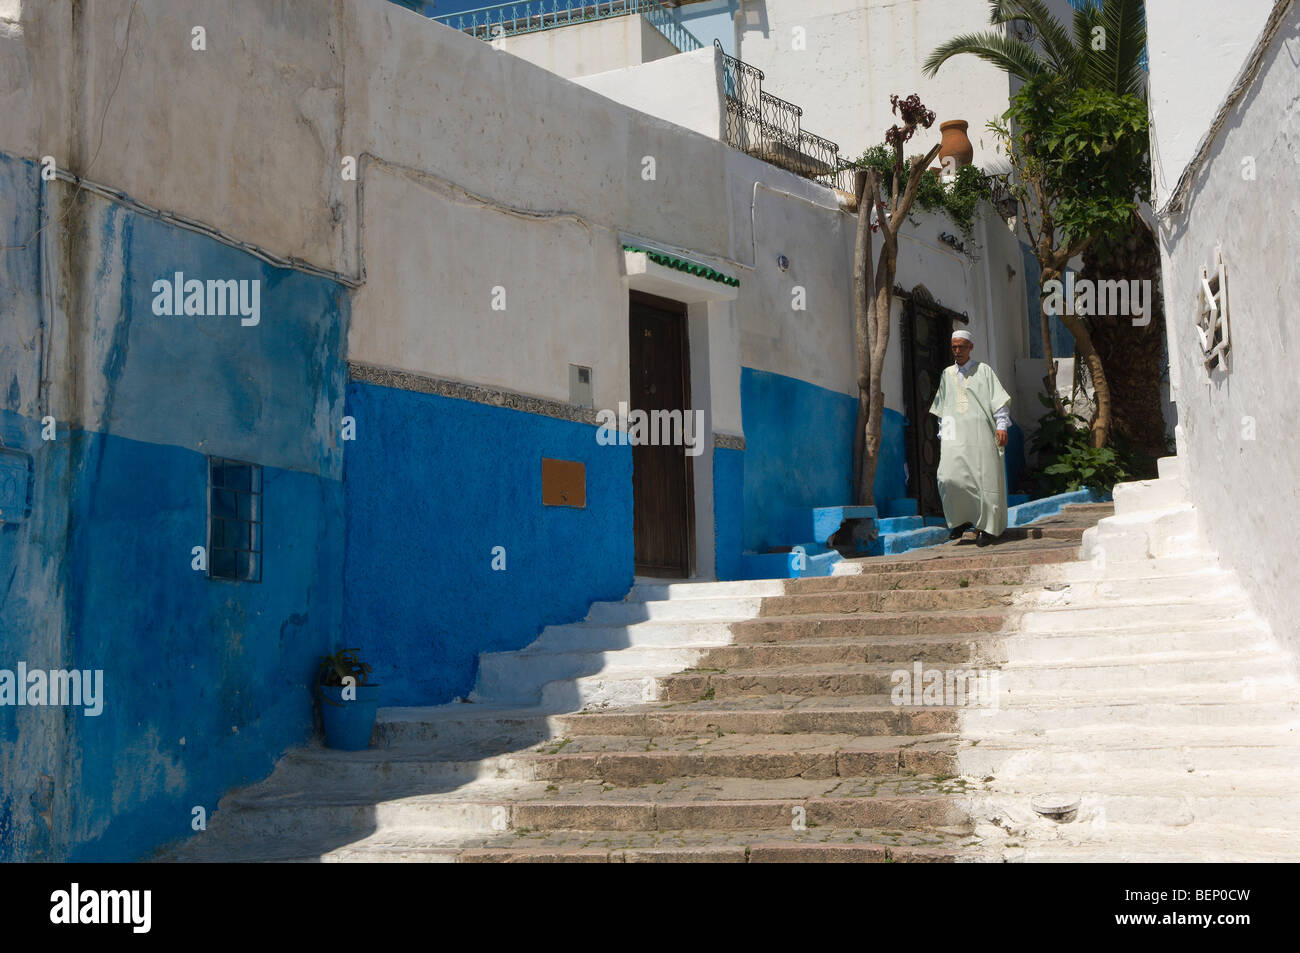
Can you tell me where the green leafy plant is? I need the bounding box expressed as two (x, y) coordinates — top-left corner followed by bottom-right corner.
(1028, 394), (1146, 494)
(319, 648), (372, 687)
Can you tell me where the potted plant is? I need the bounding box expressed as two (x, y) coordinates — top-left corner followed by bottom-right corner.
(317, 648), (380, 750)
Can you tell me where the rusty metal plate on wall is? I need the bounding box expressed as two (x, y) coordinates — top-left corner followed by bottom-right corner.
(542, 458), (585, 508)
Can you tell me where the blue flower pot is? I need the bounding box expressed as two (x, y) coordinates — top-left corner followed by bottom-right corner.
(319, 684), (381, 750)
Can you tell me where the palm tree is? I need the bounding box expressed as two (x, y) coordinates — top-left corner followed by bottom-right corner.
(925, 1), (1162, 458)
(924, 0), (1147, 97)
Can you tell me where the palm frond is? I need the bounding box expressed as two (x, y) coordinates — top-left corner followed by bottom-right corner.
(986, 0), (1079, 75)
(1085, 0), (1148, 97)
(923, 30), (1048, 82)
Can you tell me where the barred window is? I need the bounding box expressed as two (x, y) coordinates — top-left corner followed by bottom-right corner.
(208, 457), (262, 582)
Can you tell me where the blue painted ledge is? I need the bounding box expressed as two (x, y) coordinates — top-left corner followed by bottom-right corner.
(1008, 486), (1109, 527)
(739, 546), (840, 580)
(735, 489), (1110, 577)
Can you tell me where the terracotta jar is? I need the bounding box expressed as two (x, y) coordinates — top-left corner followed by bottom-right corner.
(938, 120), (974, 169)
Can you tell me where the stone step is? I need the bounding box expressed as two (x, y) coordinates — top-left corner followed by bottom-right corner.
(257, 732), (962, 788)
(208, 776), (974, 841)
(972, 783), (1300, 834)
(530, 620), (736, 652)
(801, 566), (1040, 591)
(764, 575), (1244, 619)
(1112, 477), (1190, 516)
(999, 624), (1271, 662)
(696, 632), (1002, 668)
(657, 664), (952, 700)
(1001, 525), (1089, 541)
(474, 646), (714, 705)
(998, 649), (1284, 692)
(988, 822), (1300, 863)
(1057, 502), (1117, 517)
(794, 559), (1220, 592)
(538, 670), (672, 709)
(509, 732), (960, 782)
(630, 579), (787, 601)
(1013, 599), (1252, 633)
(831, 546), (1077, 577)
(960, 737), (1300, 774)
(1081, 506), (1206, 562)
(963, 722), (1300, 758)
(555, 696), (958, 736)
(731, 611), (1007, 643)
(374, 704), (566, 750)
(758, 587), (1018, 616)
(961, 693), (1300, 734)
(1156, 454), (1185, 482)
(585, 597), (762, 624)
(168, 825), (973, 864)
(1010, 574), (1242, 607)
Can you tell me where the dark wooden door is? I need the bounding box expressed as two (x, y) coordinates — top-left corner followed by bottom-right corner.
(902, 296), (959, 516)
(629, 292), (694, 577)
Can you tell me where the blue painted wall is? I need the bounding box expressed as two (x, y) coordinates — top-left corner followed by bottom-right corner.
(0, 154), (58, 861)
(738, 367), (907, 553)
(61, 433), (343, 861)
(876, 407), (908, 508)
(342, 381), (634, 706)
(0, 150), (348, 861)
(1023, 243), (1077, 360)
(713, 446), (744, 580)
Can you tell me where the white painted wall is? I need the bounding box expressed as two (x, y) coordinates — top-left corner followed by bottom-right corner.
(734, 0), (1015, 166)
(574, 46), (724, 140)
(1145, 0), (1277, 206)
(496, 14), (678, 79)
(1148, 5), (1300, 652)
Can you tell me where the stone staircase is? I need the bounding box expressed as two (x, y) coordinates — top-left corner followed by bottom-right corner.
(162, 458), (1300, 862)
(961, 455), (1300, 861)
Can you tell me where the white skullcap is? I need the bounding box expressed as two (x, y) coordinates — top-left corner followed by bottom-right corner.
(951, 329), (974, 343)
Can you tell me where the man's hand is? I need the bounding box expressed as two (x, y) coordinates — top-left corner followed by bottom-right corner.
(996, 429), (1008, 448)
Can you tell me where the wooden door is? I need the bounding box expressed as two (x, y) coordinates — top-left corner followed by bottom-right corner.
(629, 292), (694, 577)
(902, 296), (960, 516)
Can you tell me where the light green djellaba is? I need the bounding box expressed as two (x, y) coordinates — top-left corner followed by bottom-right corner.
(928, 362), (1012, 536)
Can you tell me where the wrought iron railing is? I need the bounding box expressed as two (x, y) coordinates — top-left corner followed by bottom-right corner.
(435, 1), (704, 54)
(716, 41), (844, 189)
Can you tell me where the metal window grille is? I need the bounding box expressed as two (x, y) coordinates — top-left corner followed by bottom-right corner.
(208, 457), (262, 582)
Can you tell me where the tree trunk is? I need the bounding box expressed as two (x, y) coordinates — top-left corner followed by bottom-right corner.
(1056, 312), (1111, 448)
(1039, 265), (1065, 418)
(861, 275), (895, 506)
(1080, 221), (1168, 467)
(851, 169), (874, 504)
(855, 145), (938, 505)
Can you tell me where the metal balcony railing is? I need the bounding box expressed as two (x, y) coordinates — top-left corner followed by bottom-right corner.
(435, 1), (704, 54)
(716, 41), (843, 189)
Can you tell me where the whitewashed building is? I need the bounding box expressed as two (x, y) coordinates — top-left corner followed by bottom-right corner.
(1145, 0), (1300, 656)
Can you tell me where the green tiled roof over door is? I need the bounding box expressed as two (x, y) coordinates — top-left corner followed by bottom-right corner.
(622, 244), (741, 287)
